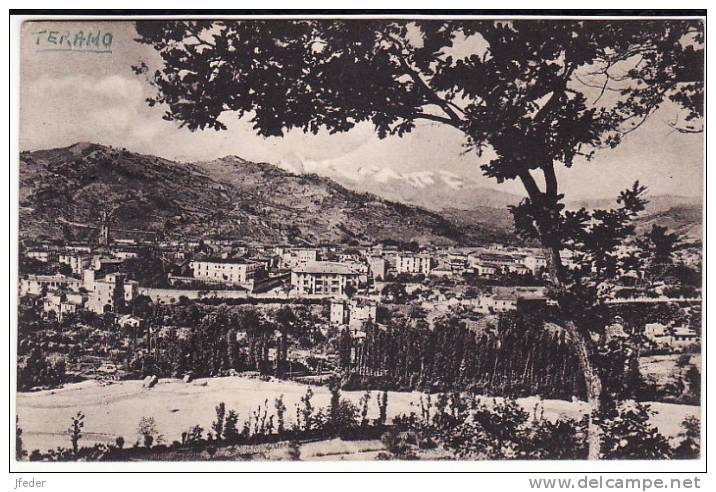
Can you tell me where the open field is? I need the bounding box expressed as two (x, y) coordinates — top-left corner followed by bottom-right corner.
(640, 354), (701, 389)
(16, 376), (700, 455)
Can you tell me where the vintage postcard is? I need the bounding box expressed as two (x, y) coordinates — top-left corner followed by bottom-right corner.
(12, 12), (705, 470)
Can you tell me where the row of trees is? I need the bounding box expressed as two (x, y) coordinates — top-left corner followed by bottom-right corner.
(132, 304), (327, 378)
(338, 311), (644, 402)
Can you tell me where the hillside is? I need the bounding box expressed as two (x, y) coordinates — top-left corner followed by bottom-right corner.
(440, 207), (516, 241)
(568, 195), (702, 243)
(568, 194), (702, 216)
(635, 205), (703, 243)
(18, 143), (510, 246)
(19, 143), (699, 246)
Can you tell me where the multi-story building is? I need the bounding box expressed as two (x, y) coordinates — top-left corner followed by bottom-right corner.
(87, 273), (137, 314)
(42, 293), (85, 321)
(113, 250), (139, 261)
(644, 322), (700, 350)
(189, 258), (259, 288)
(19, 274), (82, 296)
(395, 253), (434, 275)
(330, 299), (378, 326)
(447, 253), (469, 273)
(330, 300), (351, 325)
(291, 262), (359, 297)
(296, 249), (318, 264)
(58, 253), (93, 275)
(476, 286), (548, 313)
(249, 252), (281, 271)
(472, 263), (498, 278)
(92, 256), (124, 272)
(486, 294), (519, 312)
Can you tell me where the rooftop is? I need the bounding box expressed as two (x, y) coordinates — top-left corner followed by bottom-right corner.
(25, 274), (79, 281)
(293, 261), (359, 275)
(190, 257), (251, 265)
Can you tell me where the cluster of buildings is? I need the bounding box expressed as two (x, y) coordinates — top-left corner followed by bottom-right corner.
(644, 322), (700, 350)
(18, 237), (701, 354)
(20, 269), (138, 320)
(20, 241), (553, 316)
(21, 245), (144, 319)
(392, 247), (552, 279)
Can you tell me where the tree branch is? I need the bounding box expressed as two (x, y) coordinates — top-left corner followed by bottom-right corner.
(185, 24), (216, 49)
(518, 169), (543, 202)
(395, 55), (465, 127)
(413, 112), (462, 128)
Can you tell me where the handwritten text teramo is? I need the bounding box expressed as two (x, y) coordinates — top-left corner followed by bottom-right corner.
(31, 30), (113, 53)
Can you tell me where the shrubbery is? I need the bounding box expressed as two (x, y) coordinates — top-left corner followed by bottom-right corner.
(17, 389), (699, 462)
(391, 394), (698, 460)
(17, 347), (67, 391)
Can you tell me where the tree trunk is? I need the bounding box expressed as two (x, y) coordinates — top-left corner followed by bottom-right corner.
(543, 245), (564, 288)
(542, 245), (603, 460)
(564, 319), (603, 460)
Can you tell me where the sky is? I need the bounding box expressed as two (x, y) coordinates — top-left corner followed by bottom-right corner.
(20, 20), (704, 200)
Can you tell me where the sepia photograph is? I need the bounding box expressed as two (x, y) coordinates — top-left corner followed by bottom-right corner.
(10, 10), (705, 471)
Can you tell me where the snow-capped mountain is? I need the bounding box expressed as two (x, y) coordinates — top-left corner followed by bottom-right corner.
(311, 164), (523, 211)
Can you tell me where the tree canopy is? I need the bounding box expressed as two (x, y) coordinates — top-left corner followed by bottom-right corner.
(134, 19), (703, 276)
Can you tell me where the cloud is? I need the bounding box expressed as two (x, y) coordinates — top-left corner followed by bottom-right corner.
(20, 73), (151, 150)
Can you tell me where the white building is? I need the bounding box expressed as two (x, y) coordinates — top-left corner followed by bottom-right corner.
(92, 256), (124, 272)
(644, 322), (700, 350)
(395, 254), (434, 275)
(87, 273), (137, 314)
(330, 299), (378, 326)
(330, 300), (351, 325)
(473, 263), (498, 277)
(522, 254), (548, 275)
(644, 322), (669, 341)
(291, 262), (359, 297)
(487, 294), (518, 312)
(671, 326), (700, 348)
(429, 264), (454, 277)
(448, 253), (469, 273)
(282, 249), (318, 269)
(58, 253), (92, 275)
(189, 259), (259, 288)
(19, 274), (82, 296)
(113, 250), (139, 260)
(118, 314), (142, 329)
(42, 292), (85, 321)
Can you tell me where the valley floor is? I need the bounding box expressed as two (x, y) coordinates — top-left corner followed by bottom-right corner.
(16, 376), (700, 456)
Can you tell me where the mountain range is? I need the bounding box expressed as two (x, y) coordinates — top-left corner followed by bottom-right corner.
(278, 160), (702, 240)
(19, 143), (512, 246)
(19, 143), (702, 246)
(278, 161), (524, 211)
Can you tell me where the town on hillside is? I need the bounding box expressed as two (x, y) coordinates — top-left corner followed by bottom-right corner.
(18, 215), (702, 389)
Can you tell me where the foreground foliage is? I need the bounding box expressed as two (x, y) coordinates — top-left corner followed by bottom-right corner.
(20, 387), (698, 461)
